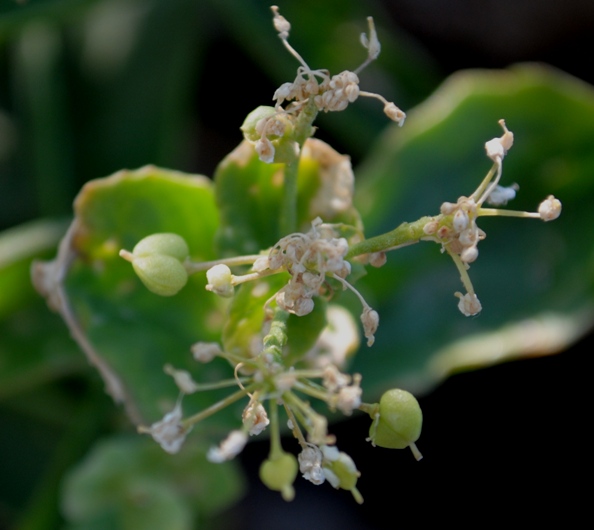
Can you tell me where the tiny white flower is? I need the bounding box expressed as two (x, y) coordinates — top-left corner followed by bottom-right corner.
(191, 341), (222, 363)
(255, 137), (275, 164)
(206, 264), (234, 298)
(336, 384), (362, 415)
(487, 184), (518, 206)
(164, 364), (198, 394)
(361, 307), (379, 346)
(207, 430), (248, 463)
(455, 291), (482, 316)
(243, 401), (270, 436)
(144, 403), (189, 454)
(538, 195), (562, 221)
(298, 445), (325, 485)
(383, 102), (406, 125)
(485, 119), (514, 162)
(360, 16), (381, 60)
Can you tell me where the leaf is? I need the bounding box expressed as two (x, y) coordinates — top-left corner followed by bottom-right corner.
(352, 64), (594, 395)
(214, 138), (363, 256)
(0, 220), (85, 401)
(61, 435), (245, 530)
(33, 166), (233, 427)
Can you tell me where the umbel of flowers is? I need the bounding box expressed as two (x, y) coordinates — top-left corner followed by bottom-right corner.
(118, 6), (561, 502)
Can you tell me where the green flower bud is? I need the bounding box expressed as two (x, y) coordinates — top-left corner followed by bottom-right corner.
(132, 233), (189, 261)
(124, 233), (190, 296)
(368, 389), (423, 458)
(259, 452), (298, 501)
(132, 254), (188, 297)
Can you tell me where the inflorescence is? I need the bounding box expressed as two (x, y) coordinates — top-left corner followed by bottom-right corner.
(118, 6), (561, 503)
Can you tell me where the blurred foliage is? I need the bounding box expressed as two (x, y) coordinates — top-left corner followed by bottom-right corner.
(0, 0), (593, 528)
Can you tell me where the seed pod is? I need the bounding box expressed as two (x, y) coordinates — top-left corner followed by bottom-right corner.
(132, 254), (188, 297)
(369, 388), (422, 451)
(127, 233), (190, 296)
(132, 233), (189, 261)
(259, 452), (298, 501)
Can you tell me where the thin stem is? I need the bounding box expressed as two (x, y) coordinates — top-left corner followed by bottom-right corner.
(184, 254), (262, 274)
(346, 216), (433, 259)
(478, 208), (541, 219)
(268, 399), (283, 458)
(182, 383), (258, 428)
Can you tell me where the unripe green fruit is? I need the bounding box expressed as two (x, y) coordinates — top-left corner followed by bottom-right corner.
(132, 233), (189, 261)
(259, 452), (298, 501)
(132, 254), (188, 297)
(128, 233), (190, 296)
(369, 388), (422, 449)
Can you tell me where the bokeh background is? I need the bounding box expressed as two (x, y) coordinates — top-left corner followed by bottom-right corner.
(1, 0), (593, 528)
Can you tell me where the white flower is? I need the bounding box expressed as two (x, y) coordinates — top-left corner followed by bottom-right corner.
(487, 184), (518, 206)
(206, 264), (234, 297)
(207, 430), (248, 463)
(164, 364), (198, 394)
(144, 403), (189, 454)
(538, 195), (562, 221)
(243, 402), (270, 436)
(455, 291), (482, 317)
(336, 383), (362, 416)
(298, 445), (325, 485)
(191, 341), (222, 363)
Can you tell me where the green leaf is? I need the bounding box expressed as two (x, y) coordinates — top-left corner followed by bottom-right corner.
(61, 435), (245, 530)
(214, 138), (363, 256)
(33, 166), (233, 427)
(353, 64), (594, 395)
(0, 220), (85, 402)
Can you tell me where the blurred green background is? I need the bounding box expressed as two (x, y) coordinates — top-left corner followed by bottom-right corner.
(1, 0), (593, 528)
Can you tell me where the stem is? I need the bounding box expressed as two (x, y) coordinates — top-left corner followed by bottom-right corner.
(478, 208), (541, 219)
(346, 216), (433, 258)
(182, 383), (258, 428)
(280, 99), (319, 235)
(184, 254), (262, 274)
(268, 399), (283, 458)
(262, 307), (290, 360)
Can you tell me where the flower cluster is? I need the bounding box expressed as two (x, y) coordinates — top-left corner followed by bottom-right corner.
(117, 6), (563, 506)
(421, 120), (562, 316)
(243, 7), (406, 165)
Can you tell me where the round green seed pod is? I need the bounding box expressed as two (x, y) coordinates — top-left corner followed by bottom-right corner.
(132, 233), (189, 261)
(132, 254), (188, 297)
(259, 452), (298, 501)
(370, 388), (422, 450)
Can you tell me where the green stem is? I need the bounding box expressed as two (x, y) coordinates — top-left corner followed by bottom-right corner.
(268, 399), (283, 458)
(182, 383), (258, 428)
(262, 307), (290, 361)
(280, 99), (319, 235)
(346, 216), (434, 258)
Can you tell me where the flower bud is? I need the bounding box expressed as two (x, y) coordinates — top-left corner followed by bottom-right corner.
(205, 264), (234, 298)
(368, 389), (423, 455)
(259, 452), (298, 501)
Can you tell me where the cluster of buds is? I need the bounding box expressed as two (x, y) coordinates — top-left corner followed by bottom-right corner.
(264, 218), (379, 346)
(243, 7), (406, 165)
(422, 120), (562, 316)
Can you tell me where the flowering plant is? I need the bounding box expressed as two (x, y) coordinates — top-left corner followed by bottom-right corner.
(31, 6), (566, 508)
